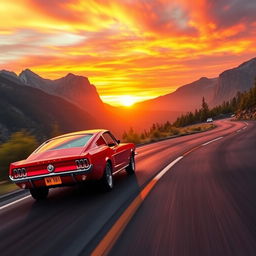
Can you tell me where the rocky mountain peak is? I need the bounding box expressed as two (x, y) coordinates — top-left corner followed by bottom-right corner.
(8, 69), (103, 112)
(19, 68), (38, 77)
(0, 70), (22, 85)
(19, 69), (41, 85)
(237, 57), (256, 69)
(0, 70), (18, 78)
(213, 57), (256, 105)
(66, 72), (75, 77)
(58, 72), (91, 85)
(198, 77), (210, 81)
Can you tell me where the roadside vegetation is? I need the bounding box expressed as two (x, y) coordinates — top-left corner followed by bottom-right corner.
(175, 80), (256, 127)
(0, 124), (62, 184)
(122, 123), (216, 144)
(0, 182), (17, 195)
(123, 80), (256, 144)
(122, 95), (217, 145)
(0, 131), (38, 186)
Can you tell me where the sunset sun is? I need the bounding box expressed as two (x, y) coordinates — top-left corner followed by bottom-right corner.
(119, 96), (135, 107)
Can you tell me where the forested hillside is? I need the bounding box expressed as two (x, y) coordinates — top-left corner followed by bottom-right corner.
(123, 80), (256, 144)
(174, 80), (256, 127)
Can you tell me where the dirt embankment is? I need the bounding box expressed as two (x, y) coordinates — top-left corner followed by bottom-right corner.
(236, 106), (256, 120)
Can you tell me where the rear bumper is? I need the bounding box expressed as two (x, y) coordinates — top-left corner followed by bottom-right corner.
(9, 165), (93, 186)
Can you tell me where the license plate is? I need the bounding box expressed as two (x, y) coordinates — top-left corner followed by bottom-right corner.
(44, 176), (62, 186)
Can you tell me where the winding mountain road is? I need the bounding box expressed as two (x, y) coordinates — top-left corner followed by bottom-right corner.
(1, 119), (256, 256)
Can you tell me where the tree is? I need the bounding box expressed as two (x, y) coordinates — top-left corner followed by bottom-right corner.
(200, 97), (209, 121)
(122, 127), (141, 144)
(122, 131), (128, 141)
(230, 97), (237, 112)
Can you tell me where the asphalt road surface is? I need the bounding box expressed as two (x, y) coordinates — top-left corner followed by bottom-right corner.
(1, 119), (255, 256)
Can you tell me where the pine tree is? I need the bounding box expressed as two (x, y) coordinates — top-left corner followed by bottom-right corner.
(201, 97), (209, 121)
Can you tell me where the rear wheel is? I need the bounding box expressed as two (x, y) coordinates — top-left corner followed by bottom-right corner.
(126, 154), (135, 175)
(101, 162), (113, 192)
(30, 187), (49, 200)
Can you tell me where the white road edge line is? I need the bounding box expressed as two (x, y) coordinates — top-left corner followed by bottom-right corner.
(92, 155), (184, 255)
(0, 158), (185, 212)
(202, 136), (223, 146)
(154, 156), (183, 181)
(0, 195), (31, 211)
(236, 129), (241, 133)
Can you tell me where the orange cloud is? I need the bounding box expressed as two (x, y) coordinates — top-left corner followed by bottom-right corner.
(1, 0), (256, 106)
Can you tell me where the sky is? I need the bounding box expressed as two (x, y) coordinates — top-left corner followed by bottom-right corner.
(0, 0), (256, 106)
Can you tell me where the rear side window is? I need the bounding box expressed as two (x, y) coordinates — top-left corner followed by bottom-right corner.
(96, 136), (107, 146)
(102, 133), (116, 146)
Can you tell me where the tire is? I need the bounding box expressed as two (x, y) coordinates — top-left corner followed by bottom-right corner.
(126, 154), (135, 175)
(101, 162), (113, 191)
(30, 187), (49, 200)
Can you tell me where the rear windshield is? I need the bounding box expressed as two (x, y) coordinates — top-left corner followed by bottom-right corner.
(34, 134), (93, 153)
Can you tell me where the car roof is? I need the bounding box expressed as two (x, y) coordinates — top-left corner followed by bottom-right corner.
(50, 129), (108, 140)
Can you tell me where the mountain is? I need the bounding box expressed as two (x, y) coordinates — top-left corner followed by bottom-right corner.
(19, 69), (104, 114)
(214, 58), (256, 105)
(136, 57), (256, 113)
(0, 70), (23, 85)
(0, 72), (101, 142)
(17, 69), (132, 134)
(16, 69), (179, 131)
(1, 57), (255, 141)
(135, 77), (217, 112)
(124, 76), (218, 128)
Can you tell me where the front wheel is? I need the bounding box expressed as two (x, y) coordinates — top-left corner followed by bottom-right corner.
(30, 187), (49, 200)
(101, 162), (113, 192)
(126, 154), (135, 175)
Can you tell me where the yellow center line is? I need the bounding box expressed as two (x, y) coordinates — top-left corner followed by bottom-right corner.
(91, 158), (182, 256)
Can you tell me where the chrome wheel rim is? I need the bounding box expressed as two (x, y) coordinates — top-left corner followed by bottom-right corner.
(106, 165), (113, 188)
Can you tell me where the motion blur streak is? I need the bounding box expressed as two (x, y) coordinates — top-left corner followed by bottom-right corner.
(110, 121), (256, 256)
(92, 124), (247, 255)
(0, 119), (253, 256)
(92, 156), (183, 256)
(0, 195), (30, 210)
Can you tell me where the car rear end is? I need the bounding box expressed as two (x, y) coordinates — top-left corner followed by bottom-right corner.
(9, 132), (98, 199)
(9, 156), (93, 190)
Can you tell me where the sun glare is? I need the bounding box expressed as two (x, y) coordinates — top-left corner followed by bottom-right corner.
(119, 95), (135, 107)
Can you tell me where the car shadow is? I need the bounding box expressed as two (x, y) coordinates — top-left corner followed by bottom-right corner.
(0, 171), (141, 256)
(26, 170), (141, 216)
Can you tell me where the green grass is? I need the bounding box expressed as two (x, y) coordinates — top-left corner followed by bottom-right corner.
(179, 123), (216, 135)
(0, 181), (19, 196)
(135, 123), (216, 145)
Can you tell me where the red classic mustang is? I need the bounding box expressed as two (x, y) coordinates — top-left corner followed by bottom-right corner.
(9, 129), (136, 200)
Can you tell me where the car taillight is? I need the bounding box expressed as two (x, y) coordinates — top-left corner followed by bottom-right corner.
(13, 168), (27, 178)
(75, 159), (90, 169)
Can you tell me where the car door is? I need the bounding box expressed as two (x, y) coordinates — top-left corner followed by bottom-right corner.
(110, 132), (131, 166)
(102, 132), (125, 170)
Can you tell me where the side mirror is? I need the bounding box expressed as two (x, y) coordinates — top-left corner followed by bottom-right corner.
(108, 143), (116, 147)
(117, 139), (120, 144)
